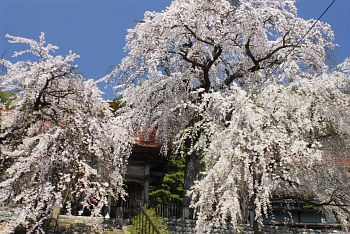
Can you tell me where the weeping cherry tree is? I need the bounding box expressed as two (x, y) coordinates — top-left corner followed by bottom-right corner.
(0, 33), (133, 233)
(109, 0), (350, 232)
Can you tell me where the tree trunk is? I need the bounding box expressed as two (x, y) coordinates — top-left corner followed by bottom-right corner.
(182, 151), (203, 218)
(253, 219), (264, 234)
(252, 172), (264, 234)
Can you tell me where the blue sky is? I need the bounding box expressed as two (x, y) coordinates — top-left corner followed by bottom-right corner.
(1, 0), (349, 99)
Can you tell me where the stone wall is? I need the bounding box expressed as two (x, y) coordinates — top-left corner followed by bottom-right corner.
(163, 218), (235, 234)
(163, 218), (343, 234)
(46, 215), (126, 234)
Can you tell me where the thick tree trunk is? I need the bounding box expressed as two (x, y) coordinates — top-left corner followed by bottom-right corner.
(182, 151), (203, 218)
(252, 172), (264, 234)
(253, 219), (264, 234)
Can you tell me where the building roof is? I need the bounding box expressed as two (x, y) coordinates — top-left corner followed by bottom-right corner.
(135, 128), (160, 149)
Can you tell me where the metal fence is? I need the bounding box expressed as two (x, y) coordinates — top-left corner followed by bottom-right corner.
(109, 198), (194, 220)
(130, 198), (161, 234)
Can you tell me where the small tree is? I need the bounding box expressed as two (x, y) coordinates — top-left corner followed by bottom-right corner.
(0, 33), (133, 233)
(149, 157), (185, 204)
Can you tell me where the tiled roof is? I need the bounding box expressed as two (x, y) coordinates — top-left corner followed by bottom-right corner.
(135, 129), (160, 148)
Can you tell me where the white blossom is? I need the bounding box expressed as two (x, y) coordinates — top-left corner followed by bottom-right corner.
(110, 0), (349, 232)
(0, 33), (133, 233)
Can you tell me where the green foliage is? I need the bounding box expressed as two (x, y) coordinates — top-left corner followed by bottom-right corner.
(129, 208), (170, 234)
(302, 204), (318, 210)
(322, 121), (337, 136)
(108, 99), (125, 114)
(0, 91), (13, 181)
(149, 157), (185, 204)
(0, 91), (13, 107)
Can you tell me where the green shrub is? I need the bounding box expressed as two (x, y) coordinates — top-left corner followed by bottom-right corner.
(129, 208), (170, 234)
(321, 120), (337, 136)
(149, 157), (185, 204)
(302, 204), (318, 210)
(0, 91), (13, 107)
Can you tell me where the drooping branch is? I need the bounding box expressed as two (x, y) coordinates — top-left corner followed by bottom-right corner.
(183, 25), (215, 46)
(177, 50), (206, 69)
(245, 38), (260, 71)
(224, 31), (297, 87)
(34, 77), (51, 110)
(223, 71), (244, 86)
(206, 45), (223, 69)
(178, 43), (222, 92)
(33, 71), (73, 110)
(256, 31), (294, 64)
(273, 194), (350, 208)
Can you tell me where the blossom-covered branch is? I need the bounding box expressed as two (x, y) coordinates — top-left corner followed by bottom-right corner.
(0, 33), (133, 233)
